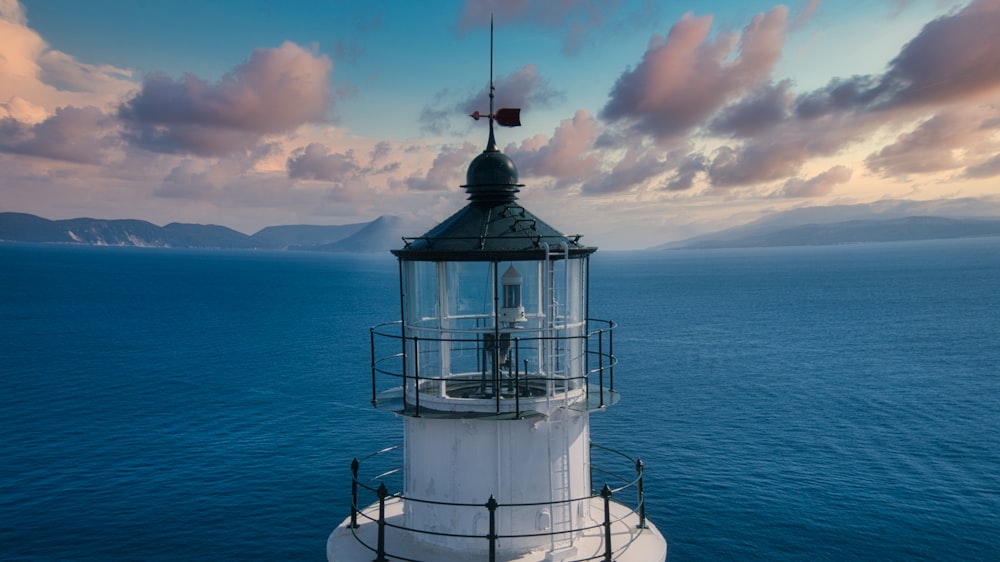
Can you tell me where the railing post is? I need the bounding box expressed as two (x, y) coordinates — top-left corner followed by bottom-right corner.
(375, 482), (388, 562)
(487, 495), (498, 562)
(413, 337), (421, 417)
(608, 325), (615, 392)
(601, 483), (613, 561)
(598, 332), (605, 408)
(636, 458), (646, 529)
(494, 335), (501, 414)
(514, 338), (521, 417)
(350, 458), (360, 528)
(584, 320), (591, 403)
(479, 332), (488, 395)
(370, 328), (377, 406)
(401, 336), (409, 412)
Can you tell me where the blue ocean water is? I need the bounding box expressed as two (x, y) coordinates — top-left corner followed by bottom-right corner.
(1, 239), (998, 560)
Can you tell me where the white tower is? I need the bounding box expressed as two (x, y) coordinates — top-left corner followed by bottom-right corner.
(327, 30), (666, 562)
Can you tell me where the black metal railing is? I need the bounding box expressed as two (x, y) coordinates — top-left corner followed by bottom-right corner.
(369, 318), (617, 417)
(347, 442), (648, 562)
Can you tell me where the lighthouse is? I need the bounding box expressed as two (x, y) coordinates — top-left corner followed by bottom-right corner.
(327, 30), (666, 562)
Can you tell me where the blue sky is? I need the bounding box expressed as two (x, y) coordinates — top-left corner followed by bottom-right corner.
(2, 0), (999, 249)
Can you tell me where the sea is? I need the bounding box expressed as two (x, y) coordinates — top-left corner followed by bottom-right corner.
(1, 238), (998, 561)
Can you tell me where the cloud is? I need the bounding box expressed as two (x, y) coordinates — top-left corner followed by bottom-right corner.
(865, 110), (985, 175)
(0, 96), (47, 123)
(37, 50), (132, 94)
(709, 80), (794, 137)
(421, 65), (563, 134)
(286, 141), (399, 181)
(1, 3), (134, 114)
(418, 93), (458, 136)
(701, 108), (871, 189)
(664, 153), (707, 192)
(774, 165), (853, 198)
(964, 154), (1000, 178)
(456, 0), (625, 55)
(0, 0), (26, 25)
(119, 42), (332, 156)
(601, 6), (787, 138)
(581, 146), (676, 195)
(795, 0), (1000, 117)
(404, 143), (477, 191)
(507, 109), (601, 184)
(157, 160), (223, 199)
(156, 144), (277, 199)
(476, 0), (1000, 203)
(882, 0), (1000, 107)
(626, 0), (1000, 192)
(790, 0), (821, 31)
(706, 142), (801, 188)
(0, 105), (116, 164)
(287, 143), (362, 181)
(463, 64), (563, 114)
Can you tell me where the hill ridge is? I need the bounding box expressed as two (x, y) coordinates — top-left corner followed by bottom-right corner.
(0, 212), (411, 253)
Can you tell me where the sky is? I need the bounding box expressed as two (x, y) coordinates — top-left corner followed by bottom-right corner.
(2, 0), (999, 249)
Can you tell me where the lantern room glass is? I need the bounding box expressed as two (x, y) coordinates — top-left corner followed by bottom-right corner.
(400, 256), (589, 403)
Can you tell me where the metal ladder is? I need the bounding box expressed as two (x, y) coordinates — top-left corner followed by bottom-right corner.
(548, 417), (575, 551)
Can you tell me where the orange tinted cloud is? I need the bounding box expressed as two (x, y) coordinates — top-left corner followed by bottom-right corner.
(118, 42), (332, 156)
(601, 7), (787, 138)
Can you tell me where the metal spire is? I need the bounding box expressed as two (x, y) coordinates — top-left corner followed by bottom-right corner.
(469, 14), (521, 152)
(488, 15), (497, 151)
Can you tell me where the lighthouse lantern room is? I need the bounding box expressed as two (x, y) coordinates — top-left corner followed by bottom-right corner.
(327, 27), (666, 562)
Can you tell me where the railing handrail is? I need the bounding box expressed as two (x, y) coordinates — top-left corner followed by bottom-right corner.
(367, 317), (617, 418)
(350, 440), (641, 510)
(348, 440), (648, 562)
(370, 318), (616, 338)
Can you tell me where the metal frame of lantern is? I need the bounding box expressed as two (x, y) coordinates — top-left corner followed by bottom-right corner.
(368, 319), (616, 419)
(368, 249), (620, 420)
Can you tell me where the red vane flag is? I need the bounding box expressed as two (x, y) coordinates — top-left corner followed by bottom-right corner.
(495, 108), (521, 127)
(469, 108), (521, 127)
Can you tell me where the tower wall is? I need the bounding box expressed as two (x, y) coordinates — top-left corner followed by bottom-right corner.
(403, 409), (591, 555)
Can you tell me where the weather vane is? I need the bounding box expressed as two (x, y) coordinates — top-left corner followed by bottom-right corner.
(470, 15), (521, 130)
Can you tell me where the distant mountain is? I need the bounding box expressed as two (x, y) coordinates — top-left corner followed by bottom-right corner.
(0, 212), (414, 253)
(0, 212), (177, 246)
(162, 223), (259, 249)
(663, 216), (1000, 250)
(656, 199), (1000, 250)
(314, 215), (408, 253)
(251, 222), (368, 249)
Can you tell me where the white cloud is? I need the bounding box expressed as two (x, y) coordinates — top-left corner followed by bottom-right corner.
(0, 5), (134, 115)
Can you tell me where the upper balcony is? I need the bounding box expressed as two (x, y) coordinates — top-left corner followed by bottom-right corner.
(368, 317), (619, 419)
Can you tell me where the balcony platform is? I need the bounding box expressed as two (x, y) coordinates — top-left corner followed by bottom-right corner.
(373, 381), (620, 419)
(327, 496), (666, 562)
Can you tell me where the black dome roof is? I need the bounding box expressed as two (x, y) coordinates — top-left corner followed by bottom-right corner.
(467, 149), (518, 188)
(463, 131), (522, 203)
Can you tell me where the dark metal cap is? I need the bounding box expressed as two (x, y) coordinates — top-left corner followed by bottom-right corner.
(463, 146), (522, 204)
